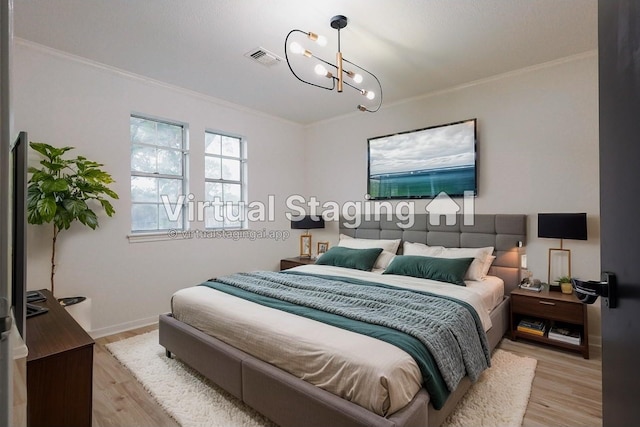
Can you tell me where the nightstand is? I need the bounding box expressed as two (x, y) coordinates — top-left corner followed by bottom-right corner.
(510, 287), (589, 358)
(280, 257), (316, 271)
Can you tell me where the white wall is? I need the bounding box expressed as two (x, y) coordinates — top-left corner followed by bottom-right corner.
(14, 41), (306, 336)
(304, 52), (602, 342)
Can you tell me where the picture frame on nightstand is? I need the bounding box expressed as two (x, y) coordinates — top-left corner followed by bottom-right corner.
(300, 234), (312, 258)
(317, 241), (329, 255)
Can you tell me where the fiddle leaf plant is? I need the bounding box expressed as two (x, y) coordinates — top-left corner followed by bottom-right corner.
(27, 142), (119, 295)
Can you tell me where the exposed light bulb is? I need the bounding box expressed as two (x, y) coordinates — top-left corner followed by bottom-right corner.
(308, 32), (328, 47)
(361, 90), (376, 100)
(314, 64), (331, 78)
(289, 42), (304, 55)
(345, 70), (363, 84)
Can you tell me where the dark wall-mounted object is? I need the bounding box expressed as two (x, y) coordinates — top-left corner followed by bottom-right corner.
(11, 131), (28, 339)
(538, 213), (588, 240)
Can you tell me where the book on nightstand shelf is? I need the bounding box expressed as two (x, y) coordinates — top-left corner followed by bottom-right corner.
(517, 318), (546, 336)
(548, 324), (581, 345)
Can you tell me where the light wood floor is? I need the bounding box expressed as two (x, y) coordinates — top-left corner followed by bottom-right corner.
(93, 325), (602, 427)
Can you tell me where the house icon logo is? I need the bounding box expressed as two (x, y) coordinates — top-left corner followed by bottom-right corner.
(425, 192), (460, 225)
(424, 191), (475, 226)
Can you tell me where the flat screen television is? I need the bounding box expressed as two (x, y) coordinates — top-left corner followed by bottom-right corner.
(10, 131), (27, 339)
(367, 119), (477, 200)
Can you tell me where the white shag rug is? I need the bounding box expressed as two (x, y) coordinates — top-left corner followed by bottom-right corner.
(107, 331), (537, 427)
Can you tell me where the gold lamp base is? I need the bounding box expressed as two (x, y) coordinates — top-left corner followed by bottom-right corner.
(299, 233), (312, 258)
(547, 239), (572, 284)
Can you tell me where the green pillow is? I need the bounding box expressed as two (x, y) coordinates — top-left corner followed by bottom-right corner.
(315, 246), (383, 271)
(383, 255), (474, 286)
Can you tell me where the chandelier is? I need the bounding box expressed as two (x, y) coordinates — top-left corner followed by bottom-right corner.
(284, 15), (382, 113)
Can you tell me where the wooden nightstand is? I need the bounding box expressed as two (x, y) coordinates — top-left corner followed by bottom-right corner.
(510, 287), (589, 358)
(280, 257), (316, 270)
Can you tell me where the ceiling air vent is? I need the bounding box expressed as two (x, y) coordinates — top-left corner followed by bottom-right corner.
(245, 47), (282, 67)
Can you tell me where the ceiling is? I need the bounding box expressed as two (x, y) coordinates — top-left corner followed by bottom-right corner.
(14, 0), (597, 125)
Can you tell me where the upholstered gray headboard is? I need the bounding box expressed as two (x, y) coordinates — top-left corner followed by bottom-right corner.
(338, 214), (526, 293)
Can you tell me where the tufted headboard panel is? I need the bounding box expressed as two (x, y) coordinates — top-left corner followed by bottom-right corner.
(338, 214), (526, 293)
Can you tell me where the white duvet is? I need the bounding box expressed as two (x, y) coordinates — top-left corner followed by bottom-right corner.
(171, 265), (501, 416)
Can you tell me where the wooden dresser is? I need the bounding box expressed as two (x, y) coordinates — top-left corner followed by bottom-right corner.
(26, 289), (94, 427)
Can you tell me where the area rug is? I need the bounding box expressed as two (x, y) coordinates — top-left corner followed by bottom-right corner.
(107, 331), (537, 427)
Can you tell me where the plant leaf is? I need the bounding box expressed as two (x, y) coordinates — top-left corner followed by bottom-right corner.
(27, 185), (42, 210)
(40, 160), (66, 172)
(27, 206), (43, 225)
(78, 209), (99, 230)
(29, 142), (53, 158)
(41, 178), (69, 193)
(36, 197), (57, 222)
(62, 199), (88, 216)
(55, 208), (74, 230)
(99, 199), (116, 217)
(28, 170), (49, 183)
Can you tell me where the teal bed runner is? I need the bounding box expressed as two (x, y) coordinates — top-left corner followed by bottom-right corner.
(200, 270), (490, 410)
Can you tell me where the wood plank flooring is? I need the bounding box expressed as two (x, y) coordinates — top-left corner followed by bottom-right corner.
(500, 339), (602, 427)
(93, 325), (602, 427)
(93, 324), (179, 427)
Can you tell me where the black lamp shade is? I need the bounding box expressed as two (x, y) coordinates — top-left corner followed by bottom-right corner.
(538, 213), (587, 240)
(291, 215), (325, 230)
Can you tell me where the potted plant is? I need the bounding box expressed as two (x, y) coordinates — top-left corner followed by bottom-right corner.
(27, 142), (119, 296)
(557, 276), (573, 294)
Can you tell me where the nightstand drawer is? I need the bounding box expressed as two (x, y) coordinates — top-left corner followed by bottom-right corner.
(280, 259), (301, 270)
(280, 257), (316, 271)
(511, 294), (584, 324)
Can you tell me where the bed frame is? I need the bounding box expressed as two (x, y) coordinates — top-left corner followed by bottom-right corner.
(159, 213), (526, 427)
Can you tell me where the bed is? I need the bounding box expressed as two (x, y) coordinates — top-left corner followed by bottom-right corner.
(159, 213), (526, 427)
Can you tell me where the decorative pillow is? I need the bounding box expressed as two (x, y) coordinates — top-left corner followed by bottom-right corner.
(438, 246), (494, 281)
(402, 241), (445, 257)
(383, 255), (474, 286)
(338, 234), (401, 269)
(481, 255), (496, 278)
(315, 246), (383, 271)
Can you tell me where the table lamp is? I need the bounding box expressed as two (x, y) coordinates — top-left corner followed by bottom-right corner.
(538, 213), (588, 284)
(291, 215), (325, 258)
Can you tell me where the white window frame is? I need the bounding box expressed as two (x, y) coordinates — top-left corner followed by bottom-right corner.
(129, 114), (189, 235)
(204, 130), (247, 230)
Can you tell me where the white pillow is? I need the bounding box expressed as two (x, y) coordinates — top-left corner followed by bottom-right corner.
(481, 255), (496, 278)
(338, 234), (401, 253)
(402, 241), (445, 257)
(373, 251), (397, 271)
(438, 246), (494, 281)
(338, 234), (401, 269)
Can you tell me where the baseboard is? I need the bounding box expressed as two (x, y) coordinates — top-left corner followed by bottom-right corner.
(89, 315), (159, 339)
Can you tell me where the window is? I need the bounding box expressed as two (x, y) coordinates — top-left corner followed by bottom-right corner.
(204, 131), (246, 229)
(130, 115), (187, 232)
